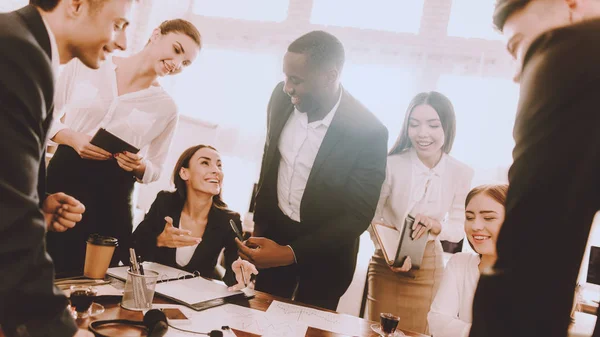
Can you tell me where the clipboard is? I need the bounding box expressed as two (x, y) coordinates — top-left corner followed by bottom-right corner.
(371, 215), (428, 269)
(90, 128), (139, 154)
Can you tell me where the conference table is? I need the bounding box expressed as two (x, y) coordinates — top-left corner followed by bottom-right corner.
(76, 289), (429, 337)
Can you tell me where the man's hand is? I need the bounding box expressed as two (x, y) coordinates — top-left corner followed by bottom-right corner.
(235, 237), (295, 269)
(43, 192), (85, 232)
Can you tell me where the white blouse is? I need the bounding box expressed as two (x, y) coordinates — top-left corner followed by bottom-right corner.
(373, 148), (474, 243)
(428, 253), (480, 337)
(50, 56), (179, 184)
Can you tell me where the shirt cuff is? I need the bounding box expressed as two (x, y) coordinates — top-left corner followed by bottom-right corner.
(286, 245), (297, 264)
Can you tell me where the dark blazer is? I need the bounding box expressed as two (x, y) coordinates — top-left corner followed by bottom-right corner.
(132, 191), (243, 287)
(470, 19), (600, 337)
(254, 82), (388, 295)
(0, 5), (78, 336)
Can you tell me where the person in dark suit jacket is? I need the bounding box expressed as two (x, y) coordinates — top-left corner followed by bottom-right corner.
(237, 31), (388, 310)
(132, 145), (257, 291)
(0, 1), (133, 335)
(470, 1), (600, 336)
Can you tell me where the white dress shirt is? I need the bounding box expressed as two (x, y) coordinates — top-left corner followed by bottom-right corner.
(277, 90), (343, 222)
(49, 56), (179, 184)
(372, 148), (474, 243)
(428, 252), (480, 337)
(176, 243), (199, 267)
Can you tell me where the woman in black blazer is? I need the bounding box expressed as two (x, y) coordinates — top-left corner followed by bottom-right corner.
(132, 145), (257, 289)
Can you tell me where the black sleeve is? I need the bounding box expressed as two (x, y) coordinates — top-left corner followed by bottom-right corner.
(132, 192), (172, 262)
(290, 127), (388, 263)
(0, 37), (77, 336)
(222, 213), (243, 287)
(470, 27), (600, 337)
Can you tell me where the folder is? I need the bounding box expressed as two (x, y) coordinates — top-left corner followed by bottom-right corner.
(107, 262), (193, 283)
(371, 215), (428, 269)
(90, 127), (139, 154)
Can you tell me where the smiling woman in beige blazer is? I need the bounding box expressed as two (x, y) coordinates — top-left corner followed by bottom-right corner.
(365, 91), (473, 334)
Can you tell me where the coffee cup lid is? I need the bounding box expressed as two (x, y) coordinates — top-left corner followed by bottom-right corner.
(87, 234), (118, 247)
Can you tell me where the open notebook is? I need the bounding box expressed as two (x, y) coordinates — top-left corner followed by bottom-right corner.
(108, 262), (253, 311)
(371, 216), (428, 269)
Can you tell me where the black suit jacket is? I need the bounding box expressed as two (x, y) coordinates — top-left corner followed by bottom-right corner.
(254, 82), (388, 294)
(132, 191), (243, 287)
(470, 19), (600, 337)
(0, 5), (77, 336)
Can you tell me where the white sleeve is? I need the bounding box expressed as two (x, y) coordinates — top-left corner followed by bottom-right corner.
(438, 167), (474, 242)
(48, 59), (79, 142)
(428, 255), (472, 337)
(139, 112), (178, 184)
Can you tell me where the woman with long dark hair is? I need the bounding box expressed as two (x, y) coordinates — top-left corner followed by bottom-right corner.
(366, 91), (474, 334)
(132, 145), (257, 289)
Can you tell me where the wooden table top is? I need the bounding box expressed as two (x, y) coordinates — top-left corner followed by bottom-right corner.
(75, 290), (429, 337)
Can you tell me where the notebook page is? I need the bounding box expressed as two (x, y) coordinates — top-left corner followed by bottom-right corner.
(374, 224), (401, 264)
(155, 277), (242, 305)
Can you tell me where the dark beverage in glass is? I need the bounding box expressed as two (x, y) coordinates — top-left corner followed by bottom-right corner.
(69, 286), (96, 318)
(380, 312), (400, 334)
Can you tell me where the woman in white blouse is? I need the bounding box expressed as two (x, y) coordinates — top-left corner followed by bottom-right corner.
(45, 19), (201, 273)
(428, 184), (508, 337)
(366, 91), (474, 334)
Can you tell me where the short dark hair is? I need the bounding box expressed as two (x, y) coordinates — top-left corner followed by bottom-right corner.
(493, 0), (531, 32)
(388, 91), (457, 156)
(287, 30), (345, 72)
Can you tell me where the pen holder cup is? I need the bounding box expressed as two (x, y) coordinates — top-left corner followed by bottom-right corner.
(121, 270), (159, 311)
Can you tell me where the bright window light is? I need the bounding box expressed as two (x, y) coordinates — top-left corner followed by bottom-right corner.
(193, 0), (289, 22)
(342, 63), (418, 149)
(437, 75), (519, 184)
(0, 0), (27, 12)
(163, 48), (282, 132)
(311, 0), (424, 34)
(447, 0), (502, 40)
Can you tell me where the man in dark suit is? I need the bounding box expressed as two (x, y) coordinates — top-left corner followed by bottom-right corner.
(0, 0), (133, 335)
(237, 31), (388, 310)
(470, 1), (600, 336)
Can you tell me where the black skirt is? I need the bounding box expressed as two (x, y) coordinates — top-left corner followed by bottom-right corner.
(45, 145), (136, 274)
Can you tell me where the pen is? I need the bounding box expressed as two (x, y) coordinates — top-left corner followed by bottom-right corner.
(229, 219), (247, 288)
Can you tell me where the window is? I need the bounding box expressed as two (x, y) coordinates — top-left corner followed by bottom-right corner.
(311, 0), (424, 34)
(342, 62), (418, 149)
(437, 75), (519, 184)
(447, 0), (502, 40)
(163, 48), (282, 133)
(0, 0), (27, 12)
(193, 0), (288, 22)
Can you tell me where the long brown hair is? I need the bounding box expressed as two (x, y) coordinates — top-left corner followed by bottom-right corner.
(388, 91), (456, 156)
(147, 19), (202, 48)
(172, 145), (228, 210)
(465, 184), (509, 208)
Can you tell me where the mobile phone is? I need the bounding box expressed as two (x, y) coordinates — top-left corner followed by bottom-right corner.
(229, 219), (244, 241)
(161, 308), (188, 320)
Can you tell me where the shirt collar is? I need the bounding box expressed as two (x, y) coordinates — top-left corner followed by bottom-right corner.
(41, 15), (60, 75)
(409, 147), (447, 177)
